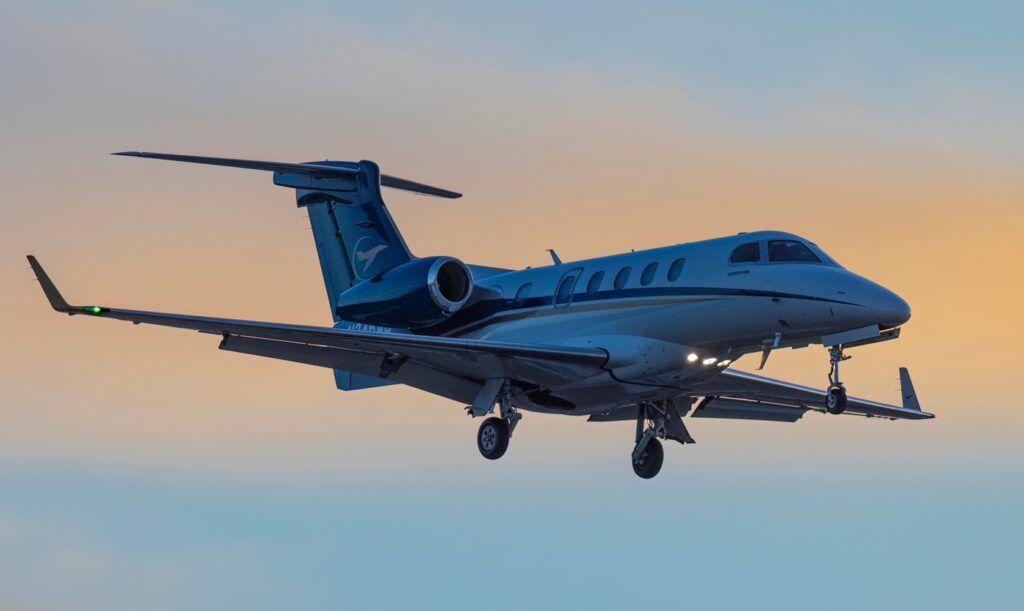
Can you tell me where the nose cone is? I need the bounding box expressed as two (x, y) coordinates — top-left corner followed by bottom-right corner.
(873, 288), (911, 328)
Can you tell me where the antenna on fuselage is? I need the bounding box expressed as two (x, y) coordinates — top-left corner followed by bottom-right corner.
(757, 331), (782, 370)
(546, 249), (562, 265)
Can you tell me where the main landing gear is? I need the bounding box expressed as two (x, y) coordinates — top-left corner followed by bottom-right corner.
(826, 345), (850, 415)
(631, 400), (694, 479)
(474, 385), (521, 460)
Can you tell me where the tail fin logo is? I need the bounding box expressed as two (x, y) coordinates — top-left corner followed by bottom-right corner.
(352, 236), (388, 278)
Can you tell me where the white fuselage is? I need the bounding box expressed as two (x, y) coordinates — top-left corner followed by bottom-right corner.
(433, 230), (910, 414)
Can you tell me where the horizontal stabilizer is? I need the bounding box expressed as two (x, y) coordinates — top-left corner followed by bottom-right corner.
(113, 151), (462, 198)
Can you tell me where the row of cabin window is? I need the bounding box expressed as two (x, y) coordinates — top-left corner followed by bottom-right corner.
(514, 257), (686, 305)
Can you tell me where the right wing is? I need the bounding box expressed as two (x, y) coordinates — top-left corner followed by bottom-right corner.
(28, 256), (607, 404)
(690, 368), (934, 421)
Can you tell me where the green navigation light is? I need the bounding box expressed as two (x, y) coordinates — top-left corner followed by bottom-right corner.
(87, 306), (102, 314)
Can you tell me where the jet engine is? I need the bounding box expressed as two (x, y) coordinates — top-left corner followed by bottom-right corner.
(335, 256), (474, 328)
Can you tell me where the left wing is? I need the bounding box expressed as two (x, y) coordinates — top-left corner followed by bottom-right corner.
(27, 256), (608, 404)
(690, 368), (934, 421)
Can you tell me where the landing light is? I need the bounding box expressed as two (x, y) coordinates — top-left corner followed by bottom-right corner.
(718, 359), (731, 367)
(702, 357), (717, 366)
(686, 353), (699, 363)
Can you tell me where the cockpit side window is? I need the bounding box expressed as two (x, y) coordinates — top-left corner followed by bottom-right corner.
(768, 240), (821, 263)
(729, 242), (761, 263)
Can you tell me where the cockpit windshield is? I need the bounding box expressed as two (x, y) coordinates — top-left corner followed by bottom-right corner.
(807, 242), (842, 267)
(766, 239), (842, 267)
(768, 240), (820, 262)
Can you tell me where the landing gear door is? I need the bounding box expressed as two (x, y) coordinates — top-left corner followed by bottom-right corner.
(553, 268), (583, 308)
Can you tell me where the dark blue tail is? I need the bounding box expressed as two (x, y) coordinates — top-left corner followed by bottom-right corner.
(114, 151), (462, 391)
(277, 160), (415, 317)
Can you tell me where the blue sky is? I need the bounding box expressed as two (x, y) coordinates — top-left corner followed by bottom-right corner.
(2, 1), (1023, 609)
(3, 462), (1022, 611)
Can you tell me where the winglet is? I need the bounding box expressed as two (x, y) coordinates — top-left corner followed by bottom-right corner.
(899, 367), (922, 411)
(26, 255), (77, 314)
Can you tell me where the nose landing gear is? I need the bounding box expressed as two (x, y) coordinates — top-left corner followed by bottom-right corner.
(630, 400), (694, 479)
(826, 345), (850, 415)
(632, 436), (664, 479)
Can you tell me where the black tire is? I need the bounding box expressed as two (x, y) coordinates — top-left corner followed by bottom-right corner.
(477, 417), (509, 460)
(826, 385), (848, 415)
(632, 438), (664, 479)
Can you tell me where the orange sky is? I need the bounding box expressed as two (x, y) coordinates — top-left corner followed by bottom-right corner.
(2, 8), (1022, 480)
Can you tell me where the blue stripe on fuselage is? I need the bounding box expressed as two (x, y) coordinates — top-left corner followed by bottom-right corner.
(425, 286), (863, 336)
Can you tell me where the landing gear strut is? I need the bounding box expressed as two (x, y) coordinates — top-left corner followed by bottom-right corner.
(631, 408), (665, 479)
(826, 345), (849, 415)
(630, 401), (694, 479)
(475, 384), (521, 460)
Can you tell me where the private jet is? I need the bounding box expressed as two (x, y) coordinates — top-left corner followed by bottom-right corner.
(28, 152), (933, 479)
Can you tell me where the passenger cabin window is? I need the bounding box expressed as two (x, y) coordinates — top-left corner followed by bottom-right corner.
(729, 242), (760, 263)
(667, 257), (686, 281)
(586, 271), (605, 294)
(613, 267), (631, 290)
(513, 283), (532, 306)
(768, 240), (821, 263)
(640, 263), (658, 286)
(554, 271), (580, 307)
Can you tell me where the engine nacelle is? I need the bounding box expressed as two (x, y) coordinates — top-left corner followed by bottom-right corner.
(335, 256), (474, 328)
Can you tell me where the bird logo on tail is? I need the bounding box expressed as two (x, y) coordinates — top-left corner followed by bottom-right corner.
(352, 236), (388, 278)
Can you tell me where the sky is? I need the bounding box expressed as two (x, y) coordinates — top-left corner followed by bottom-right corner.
(1, 1), (1023, 609)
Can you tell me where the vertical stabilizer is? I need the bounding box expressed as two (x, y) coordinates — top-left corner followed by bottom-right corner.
(275, 160), (414, 318)
(113, 151), (462, 392)
(274, 161), (411, 391)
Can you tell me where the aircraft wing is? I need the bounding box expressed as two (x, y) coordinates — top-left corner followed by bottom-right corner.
(689, 368), (934, 421)
(27, 256), (607, 404)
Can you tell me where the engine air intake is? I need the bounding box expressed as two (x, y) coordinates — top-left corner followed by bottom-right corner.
(335, 256), (474, 328)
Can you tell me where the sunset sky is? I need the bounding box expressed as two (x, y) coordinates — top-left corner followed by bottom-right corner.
(2, 1), (1022, 609)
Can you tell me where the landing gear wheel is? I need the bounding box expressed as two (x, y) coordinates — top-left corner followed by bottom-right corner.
(826, 385), (848, 415)
(477, 417), (509, 460)
(632, 438), (664, 479)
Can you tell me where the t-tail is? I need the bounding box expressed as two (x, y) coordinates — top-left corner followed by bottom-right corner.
(115, 151), (461, 389)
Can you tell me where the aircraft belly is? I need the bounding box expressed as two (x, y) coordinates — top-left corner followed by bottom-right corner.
(442, 294), (838, 414)
(510, 359), (720, 415)
(511, 371), (656, 415)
